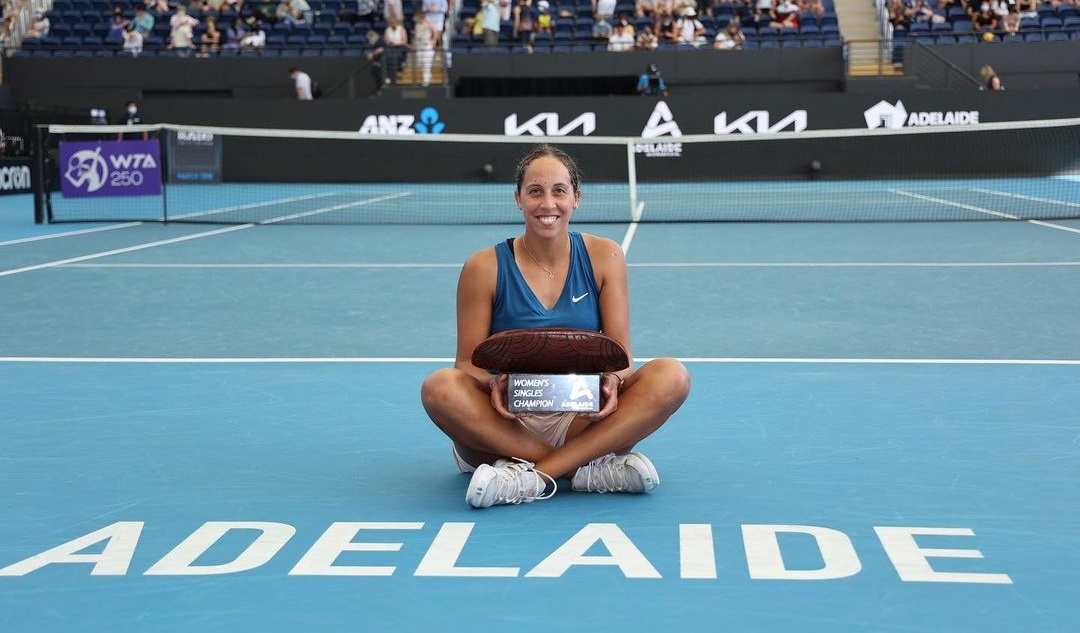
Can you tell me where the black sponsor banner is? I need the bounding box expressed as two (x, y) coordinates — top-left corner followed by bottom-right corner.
(135, 89), (1080, 137)
(0, 158), (33, 195)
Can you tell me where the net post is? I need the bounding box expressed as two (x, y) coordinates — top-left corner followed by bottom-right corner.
(160, 128), (169, 224)
(32, 124), (46, 224)
(625, 140), (641, 222)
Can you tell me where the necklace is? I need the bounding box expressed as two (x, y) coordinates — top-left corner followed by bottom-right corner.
(521, 234), (564, 280)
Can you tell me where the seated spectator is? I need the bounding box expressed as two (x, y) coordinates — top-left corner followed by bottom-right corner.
(199, 14), (221, 56)
(26, 11), (50, 38)
(594, 0), (617, 21)
(203, 0), (226, 13)
(908, 0), (941, 23)
(1001, 7), (1020, 33)
(341, 0), (379, 26)
(635, 0), (657, 18)
(752, 0), (773, 23)
(277, 0), (311, 24)
(132, 6), (155, 36)
(608, 16), (635, 49)
(593, 15), (614, 39)
(512, 0), (536, 53)
(675, 7), (706, 45)
(654, 8), (679, 40)
(105, 6), (129, 42)
(770, 0), (799, 28)
(1016, 0), (1037, 17)
(635, 25), (658, 48)
(970, 2), (998, 31)
(146, 0), (170, 16)
(713, 19), (745, 48)
(224, 16), (247, 49)
(673, 0), (696, 16)
(536, 0), (554, 35)
(121, 24), (143, 55)
(240, 19), (267, 49)
(798, 0), (824, 19)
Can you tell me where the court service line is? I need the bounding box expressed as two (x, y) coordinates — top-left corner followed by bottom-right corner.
(170, 192), (340, 220)
(0, 225), (254, 278)
(890, 189), (1080, 235)
(0, 222), (142, 247)
(258, 192), (413, 224)
(970, 187), (1080, 209)
(2, 356), (1079, 365)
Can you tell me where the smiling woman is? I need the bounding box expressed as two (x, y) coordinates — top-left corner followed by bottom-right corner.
(420, 143), (691, 509)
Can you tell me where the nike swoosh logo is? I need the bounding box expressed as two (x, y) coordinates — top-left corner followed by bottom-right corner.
(571, 293), (589, 303)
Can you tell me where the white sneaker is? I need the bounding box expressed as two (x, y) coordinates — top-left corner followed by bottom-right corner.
(466, 458), (556, 508)
(571, 453), (659, 494)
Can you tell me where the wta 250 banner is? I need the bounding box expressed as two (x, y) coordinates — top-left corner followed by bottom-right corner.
(59, 140), (162, 197)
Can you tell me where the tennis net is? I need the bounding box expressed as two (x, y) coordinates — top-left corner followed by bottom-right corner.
(37, 118), (1080, 224)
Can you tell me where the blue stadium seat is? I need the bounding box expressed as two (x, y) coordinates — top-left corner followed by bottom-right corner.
(1064, 16), (1080, 28)
(62, 35), (84, 46)
(934, 34), (956, 43)
(955, 33), (976, 43)
(1001, 33), (1023, 42)
(1046, 30), (1068, 40)
(931, 20), (951, 31)
(802, 37), (822, 47)
(1042, 16), (1063, 29)
(758, 39), (779, 48)
(1072, 29), (1080, 39)
(780, 38), (801, 47)
(1024, 31), (1044, 41)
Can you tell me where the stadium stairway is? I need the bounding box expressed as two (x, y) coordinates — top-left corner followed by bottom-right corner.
(834, 0), (902, 76)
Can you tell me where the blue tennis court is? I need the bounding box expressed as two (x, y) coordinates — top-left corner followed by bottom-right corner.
(1, 180), (1079, 633)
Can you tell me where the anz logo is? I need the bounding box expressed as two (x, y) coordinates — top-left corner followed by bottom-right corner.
(358, 107), (446, 135)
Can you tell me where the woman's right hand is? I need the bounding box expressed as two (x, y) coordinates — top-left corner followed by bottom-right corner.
(487, 373), (518, 420)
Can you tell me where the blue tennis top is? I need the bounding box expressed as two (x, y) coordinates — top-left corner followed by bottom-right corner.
(491, 231), (602, 334)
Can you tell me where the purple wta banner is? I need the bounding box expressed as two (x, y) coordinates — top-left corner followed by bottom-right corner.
(59, 140), (162, 198)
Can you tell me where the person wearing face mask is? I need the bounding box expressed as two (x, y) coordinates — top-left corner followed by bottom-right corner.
(971, 1), (998, 33)
(118, 101), (150, 141)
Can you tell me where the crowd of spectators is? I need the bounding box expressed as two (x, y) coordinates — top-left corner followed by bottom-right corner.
(12, 0), (1080, 59)
(887, 0), (1079, 41)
